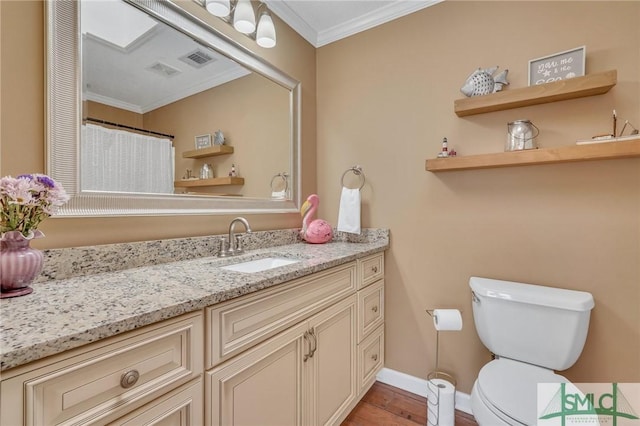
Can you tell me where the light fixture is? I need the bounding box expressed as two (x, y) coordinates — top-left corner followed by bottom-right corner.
(233, 0), (256, 34)
(256, 9), (276, 48)
(197, 0), (277, 48)
(205, 0), (230, 17)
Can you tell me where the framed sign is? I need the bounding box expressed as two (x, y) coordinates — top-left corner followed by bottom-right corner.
(528, 46), (585, 86)
(195, 134), (212, 149)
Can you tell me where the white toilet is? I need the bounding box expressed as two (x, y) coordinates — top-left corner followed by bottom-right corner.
(469, 276), (595, 426)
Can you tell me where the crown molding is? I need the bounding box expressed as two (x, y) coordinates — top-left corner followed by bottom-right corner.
(264, 0), (318, 46)
(266, 0), (443, 48)
(316, 0), (442, 47)
(84, 67), (249, 114)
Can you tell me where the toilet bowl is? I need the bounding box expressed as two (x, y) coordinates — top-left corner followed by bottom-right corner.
(469, 277), (594, 426)
(471, 358), (568, 425)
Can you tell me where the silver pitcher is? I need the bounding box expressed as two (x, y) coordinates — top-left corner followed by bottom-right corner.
(200, 163), (213, 179)
(506, 120), (539, 151)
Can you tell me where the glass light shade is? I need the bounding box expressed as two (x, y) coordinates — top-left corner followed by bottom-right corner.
(205, 0), (231, 17)
(233, 0), (256, 34)
(256, 12), (276, 48)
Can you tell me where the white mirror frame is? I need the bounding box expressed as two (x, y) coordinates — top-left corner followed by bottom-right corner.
(46, 0), (301, 217)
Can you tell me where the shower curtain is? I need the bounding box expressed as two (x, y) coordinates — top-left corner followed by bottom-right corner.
(81, 123), (175, 194)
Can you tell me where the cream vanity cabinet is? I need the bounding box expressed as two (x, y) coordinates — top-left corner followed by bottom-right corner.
(0, 252), (385, 426)
(0, 312), (204, 426)
(205, 253), (385, 426)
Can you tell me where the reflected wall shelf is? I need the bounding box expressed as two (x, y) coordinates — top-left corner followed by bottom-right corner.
(454, 70), (617, 117)
(426, 138), (640, 172)
(182, 145), (234, 159)
(174, 177), (244, 187)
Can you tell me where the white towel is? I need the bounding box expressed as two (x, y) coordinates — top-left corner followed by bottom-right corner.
(337, 187), (361, 234)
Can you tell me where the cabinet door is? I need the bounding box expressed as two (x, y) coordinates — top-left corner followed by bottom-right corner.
(306, 294), (357, 426)
(206, 322), (309, 426)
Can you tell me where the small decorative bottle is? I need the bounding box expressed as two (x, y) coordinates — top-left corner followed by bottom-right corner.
(437, 137), (449, 158)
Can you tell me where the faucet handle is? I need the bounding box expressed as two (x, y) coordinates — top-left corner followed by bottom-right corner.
(218, 237), (229, 257)
(234, 234), (245, 255)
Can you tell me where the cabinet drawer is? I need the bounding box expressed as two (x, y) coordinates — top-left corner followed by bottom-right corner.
(357, 279), (384, 343)
(111, 378), (202, 426)
(5, 313), (203, 426)
(358, 253), (384, 289)
(357, 325), (384, 396)
(207, 262), (356, 368)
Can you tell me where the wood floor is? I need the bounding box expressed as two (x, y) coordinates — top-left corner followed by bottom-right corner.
(342, 381), (478, 426)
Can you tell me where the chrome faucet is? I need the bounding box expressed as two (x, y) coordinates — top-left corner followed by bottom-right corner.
(219, 217), (252, 257)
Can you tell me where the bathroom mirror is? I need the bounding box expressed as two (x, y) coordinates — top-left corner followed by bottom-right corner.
(46, 0), (301, 216)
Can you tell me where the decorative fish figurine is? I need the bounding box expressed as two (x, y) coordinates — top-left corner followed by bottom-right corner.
(213, 130), (225, 145)
(460, 66), (509, 97)
(300, 194), (333, 244)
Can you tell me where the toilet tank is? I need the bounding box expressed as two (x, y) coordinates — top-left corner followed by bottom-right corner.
(469, 277), (594, 371)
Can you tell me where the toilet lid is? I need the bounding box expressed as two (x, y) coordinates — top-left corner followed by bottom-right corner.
(477, 358), (568, 425)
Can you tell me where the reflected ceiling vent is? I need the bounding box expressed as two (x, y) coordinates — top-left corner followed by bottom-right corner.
(146, 61), (182, 78)
(179, 49), (216, 68)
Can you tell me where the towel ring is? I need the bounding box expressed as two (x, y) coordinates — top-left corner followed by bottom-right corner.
(340, 166), (365, 190)
(270, 172), (289, 193)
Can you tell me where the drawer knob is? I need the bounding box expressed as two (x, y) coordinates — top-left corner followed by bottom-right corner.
(371, 354), (378, 362)
(120, 370), (140, 389)
(371, 305), (378, 313)
(371, 266), (378, 273)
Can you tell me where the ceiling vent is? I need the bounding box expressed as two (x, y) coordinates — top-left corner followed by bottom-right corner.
(146, 61), (182, 78)
(179, 49), (216, 68)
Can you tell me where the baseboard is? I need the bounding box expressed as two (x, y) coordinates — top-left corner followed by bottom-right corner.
(376, 367), (473, 415)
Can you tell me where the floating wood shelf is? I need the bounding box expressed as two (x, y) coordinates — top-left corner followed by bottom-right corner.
(425, 137), (640, 172)
(174, 177), (244, 187)
(182, 145), (234, 159)
(454, 70), (617, 117)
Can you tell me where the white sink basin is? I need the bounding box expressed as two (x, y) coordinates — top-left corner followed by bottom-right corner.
(221, 257), (300, 273)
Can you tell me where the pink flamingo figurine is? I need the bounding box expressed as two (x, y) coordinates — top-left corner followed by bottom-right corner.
(300, 194), (333, 244)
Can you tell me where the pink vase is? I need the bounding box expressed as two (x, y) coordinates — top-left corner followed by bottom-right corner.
(0, 230), (44, 298)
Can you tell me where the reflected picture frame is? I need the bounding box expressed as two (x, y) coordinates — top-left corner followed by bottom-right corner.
(195, 134), (212, 149)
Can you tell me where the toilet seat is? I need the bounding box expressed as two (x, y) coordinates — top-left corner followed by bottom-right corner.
(474, 358), (568, 425)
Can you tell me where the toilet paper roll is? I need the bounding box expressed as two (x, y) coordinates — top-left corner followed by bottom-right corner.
(427, 378), (455, 426)
(432, 309), (462, 331)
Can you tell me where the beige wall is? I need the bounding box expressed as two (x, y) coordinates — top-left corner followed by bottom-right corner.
(0, 0), (316, 248)
(85, 101), (144, 128)
(316, 1), (640, 393)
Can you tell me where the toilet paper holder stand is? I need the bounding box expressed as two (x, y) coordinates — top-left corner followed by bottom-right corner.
(426, 310), (458, 426)
(425, 309), (462, 376)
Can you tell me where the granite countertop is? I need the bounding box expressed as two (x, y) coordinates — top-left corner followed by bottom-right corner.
(0, 231), (388, 371)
